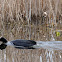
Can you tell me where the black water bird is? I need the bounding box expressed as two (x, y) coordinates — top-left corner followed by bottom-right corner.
(0, 37), (37, 50)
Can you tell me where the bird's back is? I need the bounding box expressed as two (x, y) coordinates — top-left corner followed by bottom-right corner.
(11, 39), (36, 48)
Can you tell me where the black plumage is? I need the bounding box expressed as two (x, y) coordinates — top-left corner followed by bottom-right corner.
(0, 37), (37, 50)
(11, 39), (36, 49)
(0, 44), (7, 50)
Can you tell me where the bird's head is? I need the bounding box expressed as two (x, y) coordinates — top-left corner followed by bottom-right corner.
(0, 37), (7, 43)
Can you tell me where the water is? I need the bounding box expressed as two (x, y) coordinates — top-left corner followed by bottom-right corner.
(36, 41), (62, 50)
(0, 0), (62, 62)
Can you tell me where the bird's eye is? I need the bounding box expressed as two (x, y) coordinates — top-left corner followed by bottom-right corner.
(0, 41), (3, 45)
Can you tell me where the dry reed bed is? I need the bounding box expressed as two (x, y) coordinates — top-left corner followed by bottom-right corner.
(0, 0), (62, 62)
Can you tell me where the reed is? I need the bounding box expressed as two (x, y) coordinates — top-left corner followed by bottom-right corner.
(0, 0), (62, 62)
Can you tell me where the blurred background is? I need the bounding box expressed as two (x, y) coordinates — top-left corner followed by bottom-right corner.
(0, 0), (62, 62)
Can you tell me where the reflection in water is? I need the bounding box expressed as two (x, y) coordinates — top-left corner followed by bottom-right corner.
(40, 56), (42, 62)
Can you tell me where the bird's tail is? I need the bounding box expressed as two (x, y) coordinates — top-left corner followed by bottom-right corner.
(0, 37), (7, 50)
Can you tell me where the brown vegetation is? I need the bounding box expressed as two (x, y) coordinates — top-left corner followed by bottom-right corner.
(0, 0), (62, 62)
